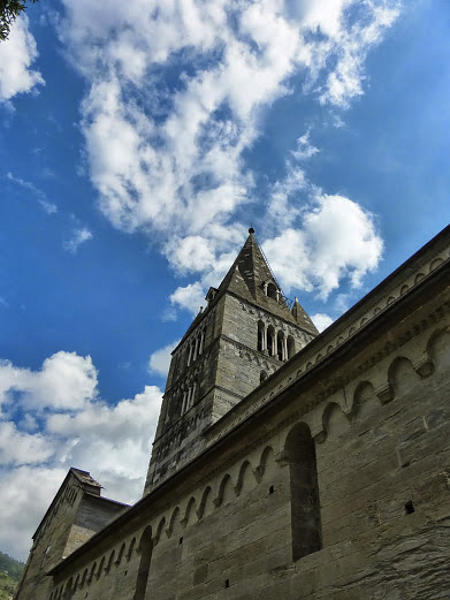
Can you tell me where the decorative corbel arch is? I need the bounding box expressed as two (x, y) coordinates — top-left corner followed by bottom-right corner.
(181, 497), (196, 527)
(214, 473), (232, 508)
(234, 460), (254, 497)
(196, 486), (212, 520)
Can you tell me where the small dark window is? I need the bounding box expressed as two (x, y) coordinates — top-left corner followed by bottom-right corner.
(269, 485), (274, 494)
(179, 537), (183, 545)
(225, 579), (230, 588)
(267, 282), (277, 299)
(257, 321), (265, 352)
(405, 501), (415, 515)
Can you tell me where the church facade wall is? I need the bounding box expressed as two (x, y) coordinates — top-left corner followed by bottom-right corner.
(47, 268), (450, 599)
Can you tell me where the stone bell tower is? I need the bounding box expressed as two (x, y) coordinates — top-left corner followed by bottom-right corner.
(144, 229), (318, 494)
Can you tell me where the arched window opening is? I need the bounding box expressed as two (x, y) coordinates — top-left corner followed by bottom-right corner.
(267, 326), (275, 357)
(287, 336), (295, 359)
(277, 331), (285, 361)
(260, 371), (268, 384)
(187, 342), (193, 366)
(257, 321), (265, 352)
(135, 526), (153, 600)
(285, 423), (322, 561)
(267, 282), (277, 299)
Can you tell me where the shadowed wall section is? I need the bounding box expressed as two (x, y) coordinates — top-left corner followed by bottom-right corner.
(285, 423), (322, 561)
(134, 526), (153, 600)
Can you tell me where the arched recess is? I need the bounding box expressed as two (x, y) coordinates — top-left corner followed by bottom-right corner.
(166, 507), (180, 538)
(197, 486), (214, 519)
(134, 526), (153, 600)
(284, 423), (322, 561)
(214, 474), (233, 507)
(116, 543), (126, 565)
(430, 257), (444, 271)
(427, 327), (450, 371)
(260, 370), (268, 384)
(267, 282), (277, 299)
(322, 402), (350, 442)
(388, 356), (420, 397)
(182, 497), (197, 527)
(256, 446), (276, 482)
(88, 562), (97, 583)
(155, 517), (166, 544)
(127, 538), (136, 561)
(277, 331), (285, 361)
(63, 578), (74, 600)
(96, 557), (105, 580)
(235, 460), (254, 496)
(351, 381), (378, 423)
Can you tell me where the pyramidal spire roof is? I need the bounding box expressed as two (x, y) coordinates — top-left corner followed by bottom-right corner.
(215, 228), (317, 333)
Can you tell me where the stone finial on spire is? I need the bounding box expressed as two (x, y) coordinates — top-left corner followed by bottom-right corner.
(248, 227), (255, 235)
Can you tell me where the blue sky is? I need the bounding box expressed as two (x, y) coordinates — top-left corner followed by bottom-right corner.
(0, 0), (449, 559)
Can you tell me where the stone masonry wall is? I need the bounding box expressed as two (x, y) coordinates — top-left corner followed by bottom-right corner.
(48, 289), (450, 600)
(213, 293), (313, 417)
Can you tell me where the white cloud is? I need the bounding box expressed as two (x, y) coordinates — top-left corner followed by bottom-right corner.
(0, 467), (67, 560)
(0, 422), (53, 466)
(0, 351), (97, 413)
(311, 313), (334, 332)
(170, 282), (206, 315)
(291, 130), (319, 161)
(263, 194), (383, 298)
(149, 340), (180, 377)
(0, 352), (162, 559)
(54, 0), (399, 283)
(63, 227), (93, 253)
(5, 172), (57, 214)
(0, 15), (44, 102)
(166, 236), (215, 274)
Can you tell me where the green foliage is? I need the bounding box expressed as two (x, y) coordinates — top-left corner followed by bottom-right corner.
(0, 0), (39, 41)
(0, 571), (18, 600)
(0, 551), (24, 582)
(0, 551), (24, 600)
